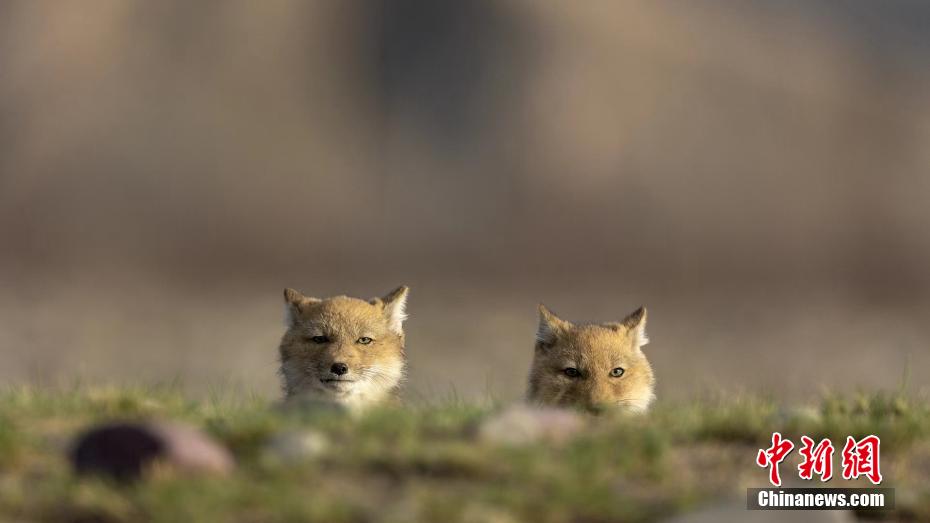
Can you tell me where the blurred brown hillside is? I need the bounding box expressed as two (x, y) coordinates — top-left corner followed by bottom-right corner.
(1, 1), (928, 399)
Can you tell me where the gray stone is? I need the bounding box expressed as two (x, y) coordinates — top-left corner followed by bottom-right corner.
(477, 404), (586, 445)
(262, 429), (329, 463)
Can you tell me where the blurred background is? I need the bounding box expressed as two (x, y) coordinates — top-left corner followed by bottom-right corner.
(1, 1), (928, 402)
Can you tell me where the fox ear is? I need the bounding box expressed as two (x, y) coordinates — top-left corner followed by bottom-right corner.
(620, 306), (649, 348)
(378, 285), (409, 335)
(283, 288), (320, 327)
(537, 304), (572, 346)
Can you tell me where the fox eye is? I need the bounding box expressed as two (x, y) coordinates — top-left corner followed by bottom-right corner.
(357, 337), (373, 345)
(306, 335), (329, 344)
(563, 367), (581, 378)
(610, 367), (625, 378)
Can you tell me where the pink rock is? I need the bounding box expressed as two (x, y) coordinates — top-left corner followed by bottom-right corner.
(71, 421), (234, 481)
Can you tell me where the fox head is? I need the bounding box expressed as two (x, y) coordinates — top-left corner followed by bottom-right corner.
(527, 304), (655, 413)
(278, 286), (409, 409)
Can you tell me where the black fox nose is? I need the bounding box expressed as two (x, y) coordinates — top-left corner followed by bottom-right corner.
(330, 362), (349, 376)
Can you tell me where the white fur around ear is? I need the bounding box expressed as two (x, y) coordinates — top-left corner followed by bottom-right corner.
(537, 304), (571, 345)
(283, 288), (320, 328)
(381, 286), (409, 335)
(284, 304), (297, 327)
(283, 288), (304, 327)
(622, 306), (649, 348)
(637, 324), (649, 347)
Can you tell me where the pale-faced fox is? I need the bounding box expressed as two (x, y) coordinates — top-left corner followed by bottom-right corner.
(278, 286), (408, 409)
(527, 304), (655, 413)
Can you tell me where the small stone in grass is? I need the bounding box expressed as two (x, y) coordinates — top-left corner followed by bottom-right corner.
(477, 404), (586, 445)
(262, 429), (329, 463)
(71, 421), (234, 481)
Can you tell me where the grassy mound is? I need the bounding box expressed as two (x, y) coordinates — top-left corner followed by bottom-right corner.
(0, 386), (926, 522)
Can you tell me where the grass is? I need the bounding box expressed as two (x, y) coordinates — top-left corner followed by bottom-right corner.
(0, 386), (928, 522)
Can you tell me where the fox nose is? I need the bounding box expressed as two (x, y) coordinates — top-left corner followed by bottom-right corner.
(330, 362), (349, 376)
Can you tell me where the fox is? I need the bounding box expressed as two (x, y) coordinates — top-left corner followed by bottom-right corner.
(278, 286), (409, 409)
(527, 304), (655, 413)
